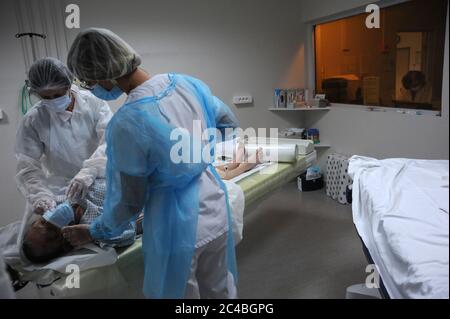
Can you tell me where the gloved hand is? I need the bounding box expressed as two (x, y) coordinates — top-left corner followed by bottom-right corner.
(32, 197), (56, 215)
(66, 169), (95, 202)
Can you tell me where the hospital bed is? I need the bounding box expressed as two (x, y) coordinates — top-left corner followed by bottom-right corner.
(14, 141), (317, 298)
(349, 157), (449, 299)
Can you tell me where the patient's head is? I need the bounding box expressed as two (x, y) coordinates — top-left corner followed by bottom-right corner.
(22, 217), (73, 264)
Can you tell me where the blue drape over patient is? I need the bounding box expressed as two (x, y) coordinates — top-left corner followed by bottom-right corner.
(89, 74), (238, 298)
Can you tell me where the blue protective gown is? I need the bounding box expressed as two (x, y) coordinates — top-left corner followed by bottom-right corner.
(89, 74), (239, 298)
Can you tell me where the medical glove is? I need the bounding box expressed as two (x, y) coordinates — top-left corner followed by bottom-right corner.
(32, 197), (56, 215)
(66, 169), (95, 202)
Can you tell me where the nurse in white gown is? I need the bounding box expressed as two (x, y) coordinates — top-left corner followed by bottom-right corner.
(15, 57), (113, 236)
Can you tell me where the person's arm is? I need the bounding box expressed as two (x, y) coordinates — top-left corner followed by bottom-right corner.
(62, 171), (147, 246)
(81, 99), (113, 176)
(15, 116), (56, 214)
(211, 95), (239, 138)
(62, 120), (150, 246)
(64, 114), (153, 246)
(180, 75), (239, 139)
(216, 165), (248, 180)
(67, 99), (113, 201)
(216, 147), (262, 180)
(89, 172), (148, 240)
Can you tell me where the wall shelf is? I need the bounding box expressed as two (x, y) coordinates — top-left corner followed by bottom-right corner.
(269, 106), (332, 152)
(268, 107), (331, 111)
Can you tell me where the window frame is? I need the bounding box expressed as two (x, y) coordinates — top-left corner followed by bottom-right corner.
(305, 0), (449, 117)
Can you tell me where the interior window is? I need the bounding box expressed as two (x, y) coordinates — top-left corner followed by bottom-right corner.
(314, 0), (448, 112)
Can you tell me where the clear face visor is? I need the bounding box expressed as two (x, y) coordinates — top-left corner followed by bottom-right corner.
(28, 85), (71, 100)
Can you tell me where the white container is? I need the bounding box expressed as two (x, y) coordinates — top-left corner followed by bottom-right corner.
(286, 89), (296, 108)
(274, 89), (287, 108)
(246, 143), (297, 163)
(278, 128), (305, 138)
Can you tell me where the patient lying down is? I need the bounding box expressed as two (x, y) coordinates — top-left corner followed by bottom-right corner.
(23, 146), (257, 263)
(22, 178), (137, 264)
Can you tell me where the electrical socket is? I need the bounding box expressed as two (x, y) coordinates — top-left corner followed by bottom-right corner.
(233, 95), (253, 105)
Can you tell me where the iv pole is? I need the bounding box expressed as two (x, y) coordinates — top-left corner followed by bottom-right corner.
(15, 32), (47, 63)
(15, 32), (47, 114)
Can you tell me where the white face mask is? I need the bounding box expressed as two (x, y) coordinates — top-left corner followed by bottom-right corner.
(42, 93), (71, 112)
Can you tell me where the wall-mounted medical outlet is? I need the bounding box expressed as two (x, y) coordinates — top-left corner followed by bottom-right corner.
(233, 95), (253, 105)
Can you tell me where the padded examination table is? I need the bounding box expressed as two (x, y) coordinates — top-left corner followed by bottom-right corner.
(16, 152), (316, 298)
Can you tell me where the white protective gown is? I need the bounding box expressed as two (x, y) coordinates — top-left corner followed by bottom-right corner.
(15, 85), (113, 208)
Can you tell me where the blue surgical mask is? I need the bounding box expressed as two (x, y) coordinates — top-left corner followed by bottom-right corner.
(42, 94), (71, 113)
(42, 202), (75, 228)
(91, 83), (123, 101)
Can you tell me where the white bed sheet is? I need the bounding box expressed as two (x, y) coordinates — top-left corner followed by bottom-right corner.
(348, 156), (449, 299)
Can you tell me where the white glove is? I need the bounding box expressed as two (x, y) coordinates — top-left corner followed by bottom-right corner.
(66, 170), (95, 202)
(32, 197), (56, 215)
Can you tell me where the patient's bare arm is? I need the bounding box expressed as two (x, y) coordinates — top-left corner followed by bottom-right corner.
(217, 148), (263, 180)
(215, 142), (245, 172)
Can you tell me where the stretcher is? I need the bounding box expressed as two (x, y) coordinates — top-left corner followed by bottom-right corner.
(349, 157), (449, 299)
(15, 151), (316, 298)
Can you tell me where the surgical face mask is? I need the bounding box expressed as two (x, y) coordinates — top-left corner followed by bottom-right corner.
(91, 83), (123, 101)
(42, 202), (75, 228)
(42, 93), (71, 113)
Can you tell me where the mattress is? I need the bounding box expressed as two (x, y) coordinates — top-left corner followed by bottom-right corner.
(16, 152), (316, 298)
(349, 156), (449, 299)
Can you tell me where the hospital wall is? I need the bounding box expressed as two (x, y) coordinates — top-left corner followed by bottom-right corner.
(300, 0), (449, 169)
(0, 0), (307, 226)
(0, 1), (28, 227)
(64, 0), (308, 129)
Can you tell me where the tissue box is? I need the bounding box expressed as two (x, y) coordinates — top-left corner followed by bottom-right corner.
(297, 172), (324, 192)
